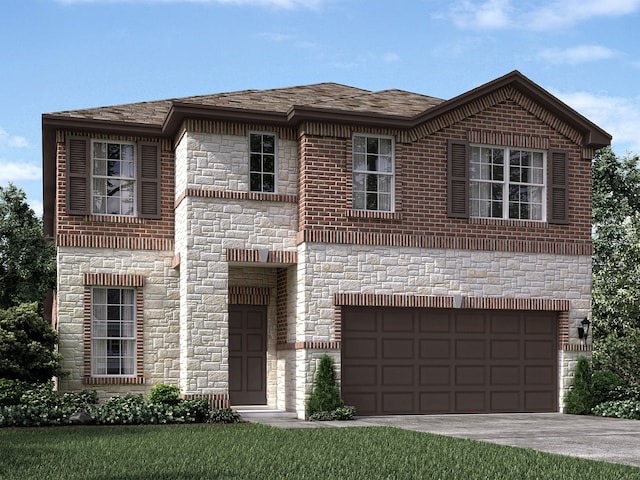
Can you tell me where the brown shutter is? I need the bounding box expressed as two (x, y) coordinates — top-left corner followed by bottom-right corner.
(66, 136), (90, 215)
(447, 139), (469, 218)
(137, 141), (161, 219)
(548, 149), (569, 224)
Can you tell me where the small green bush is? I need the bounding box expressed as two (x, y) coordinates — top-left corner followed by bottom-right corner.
(0, 378), (27, 406)
(0, 382), (98, 427)
(593, 399), (640, 419)
(207, 408), (242, 424)
(306, 354), (344, 419)
(564, 356), (594, 415)
(148, 384), (181, 405)
(309, 405), (356, 421)
(591, 369), (624, 405)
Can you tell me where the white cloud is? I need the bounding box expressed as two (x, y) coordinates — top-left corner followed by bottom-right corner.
(449, 0), (512, 29)
(554, 90), (640, 154)
(536, 45), (619, 65)
(383, 52), (400, 63)
(444, 0), (640, 30)
(0, 128), (29, 149)
(0, 161), (42, 182)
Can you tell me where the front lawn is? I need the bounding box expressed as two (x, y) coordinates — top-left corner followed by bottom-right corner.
(1, 424), (638, 479)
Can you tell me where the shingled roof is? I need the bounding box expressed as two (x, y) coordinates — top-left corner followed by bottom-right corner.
(45, 82), (445, 127)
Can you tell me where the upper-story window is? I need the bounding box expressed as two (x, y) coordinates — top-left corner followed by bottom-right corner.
(92, 141), (136, 216)
(352, 134), (394, 212)
(469, 146), (545, 221)
(249, 133), (276, 193)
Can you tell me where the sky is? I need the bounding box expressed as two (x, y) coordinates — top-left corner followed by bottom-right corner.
(2, 0), (639, 216)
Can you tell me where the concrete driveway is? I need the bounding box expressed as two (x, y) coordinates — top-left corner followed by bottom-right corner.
(244, 411), (640, 468)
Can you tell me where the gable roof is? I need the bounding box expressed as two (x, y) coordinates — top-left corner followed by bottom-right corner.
(42, 71), (611, 236)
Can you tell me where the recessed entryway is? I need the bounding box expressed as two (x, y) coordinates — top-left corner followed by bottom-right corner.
(229, 304), (267, 405)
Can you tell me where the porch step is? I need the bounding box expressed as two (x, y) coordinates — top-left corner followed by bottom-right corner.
(232, 405), (297, 418)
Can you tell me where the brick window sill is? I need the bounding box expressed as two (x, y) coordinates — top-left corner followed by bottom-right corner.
(83, 376), (146, 386)
(346, 209), (402, 220)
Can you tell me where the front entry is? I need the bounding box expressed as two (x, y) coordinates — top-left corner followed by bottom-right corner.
(229, 304), (267, 405)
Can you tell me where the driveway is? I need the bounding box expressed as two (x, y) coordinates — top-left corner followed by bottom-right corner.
(244, 412), (640, 467)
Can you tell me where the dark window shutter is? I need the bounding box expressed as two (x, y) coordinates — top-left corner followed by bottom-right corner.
(137, 141), (161, 219)
(548, 149), (569, 224)
(66, 136), (90, 215)
(447, 139), (469, 218)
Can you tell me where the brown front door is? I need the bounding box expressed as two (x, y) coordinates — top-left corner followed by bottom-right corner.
(341, 307), (558, 415)
(229, 304), (267, 405)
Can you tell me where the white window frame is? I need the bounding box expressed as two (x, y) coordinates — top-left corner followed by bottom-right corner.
(91, 287), (137, 377)
(352, 134), (395, 212)
(470, 145), (546, 221)
(91, 140), (137, 216)
(248, 132), (278, 194)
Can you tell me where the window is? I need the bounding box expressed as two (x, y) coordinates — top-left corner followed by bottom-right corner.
(91, 141), (136, 216)
(352, 135), (394, 211)
(91, 288), (136, 376)
(470, 146), (545, 221)
(249, 133), (276, 193)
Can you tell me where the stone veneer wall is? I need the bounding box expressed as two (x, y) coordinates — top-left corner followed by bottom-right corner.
(173, 130), (299, 398)
(56, 247), (179, 396)
(292, 242), (591, 418)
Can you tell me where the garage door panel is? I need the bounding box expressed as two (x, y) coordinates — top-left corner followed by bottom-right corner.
(525, 391), (555, 412)
(342, 307), (557, 415)
(342, 365), (376, 386)
(382, 310), (413, 332)
(456, 339), (485, 359)
(525, 340), (554, 360)
(420, 339), (450, 359)
(491, 313), (521, 334)
(491, 391), (520, 411)
(382, 365), (414, 386)
(456, 365), (485, 385)
(382, 393), (415, 414)
(491, 340), (520, 359)
(455, 313), (486, 333)
(343, 338), (377, 359)
(525, 366), (554, 385)
(491, 366), (520, 385)
(419, 312), (451, 333)
(420, 365), (450, 386)
(420, 392), (451, 413)
(382, 338), (414, 358)
(456, 391), (486, 412)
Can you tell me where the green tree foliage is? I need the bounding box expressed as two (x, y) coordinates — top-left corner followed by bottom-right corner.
(0, 302), (63, 382)
(305, 354), (344, 418)
(591, 148), (640, 388)
(0, 184), (55, 309)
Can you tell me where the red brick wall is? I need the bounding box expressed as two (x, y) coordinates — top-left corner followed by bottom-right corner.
(55, 132), (175, 250)
(298, 100), (592, 251)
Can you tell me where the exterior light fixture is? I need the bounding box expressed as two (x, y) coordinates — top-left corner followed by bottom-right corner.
(577, 317), (591, 342)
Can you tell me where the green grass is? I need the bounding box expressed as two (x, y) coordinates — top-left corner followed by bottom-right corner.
(0, 424), (638, 480)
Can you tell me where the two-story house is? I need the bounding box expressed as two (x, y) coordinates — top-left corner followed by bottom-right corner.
(42, 71), (610, 418)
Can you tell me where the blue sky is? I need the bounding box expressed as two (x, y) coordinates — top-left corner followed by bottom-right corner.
(2, 0), (639, 216)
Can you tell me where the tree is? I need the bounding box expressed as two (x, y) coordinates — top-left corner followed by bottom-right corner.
(591, 147), (640, 387)
(0, 302), (63, 382)
(0, 183), (55, 309)
(305, 354), (344, 418)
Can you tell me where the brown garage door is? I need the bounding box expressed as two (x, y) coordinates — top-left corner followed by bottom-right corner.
(341, 307), (557, 415)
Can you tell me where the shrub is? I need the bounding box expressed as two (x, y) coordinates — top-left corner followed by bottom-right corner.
(207, 408), (242, 424)
(308, 406), (356, 421)
(591, 369), (624, 405)
(148, 384), (181, 405)
(0, 378), (27, 406)
(593, 399), (640, 420)
(306, 354), (344, 419)
(564, 356), (594, 415)
(0, 382), (98, 427)
(0, 302), (63, 382)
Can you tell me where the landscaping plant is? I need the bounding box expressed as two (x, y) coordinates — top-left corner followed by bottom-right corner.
(306, 354), (354, 420)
